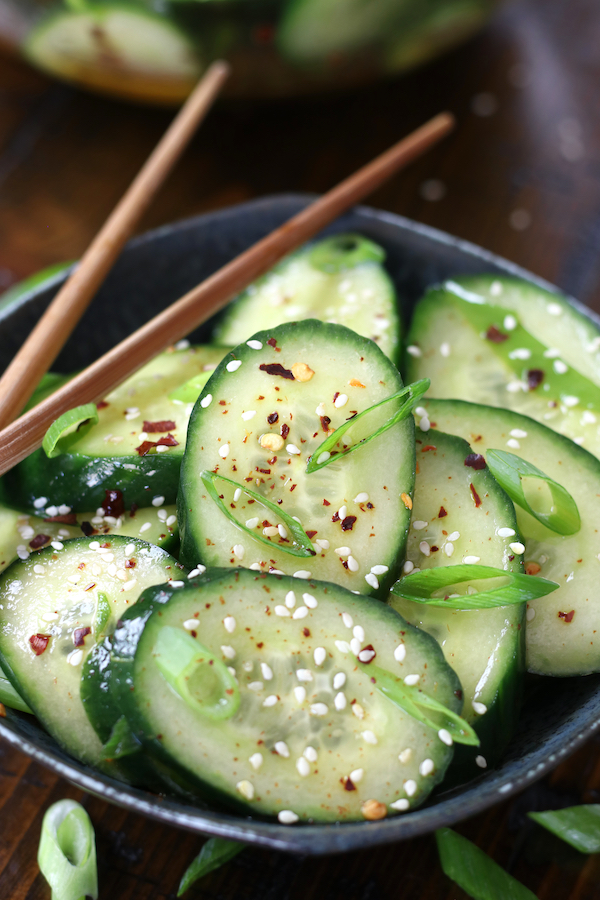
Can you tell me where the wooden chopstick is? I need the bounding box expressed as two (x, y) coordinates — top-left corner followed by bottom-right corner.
(0, 60), (230, 430)
(0, 111), (454, 478)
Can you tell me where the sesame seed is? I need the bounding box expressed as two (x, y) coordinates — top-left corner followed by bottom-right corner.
(309, 702), (328, 717)
(166, 515), (177, 527)
(582, 411), (597, 424)
(476, 756), (488, 768)
(507, 439), (520, 449)
(362, 730), (378, 745)
(444, 542), (454, 558)
(183, 619), (198, 630)
(472, 701), (488, 715)
(247, 340), (263, 350)
(420, 759), (435, 776)
(286, 444), (301, 455)
(354, 492), (369, 504)
(68, 649), (84, 666)
(504, 314), (517, 330)
(398, 748), (412, 763)
(51, 541), (64, 551)
(188, 565), (206, 578)
(498, 527), (515, 537)
(510, 429), (528, 438)
(236, 780), (254, 800)
(249, 753), (263, 770)
(350, 638), (361, 656)
(296, 757), (310, 777)
(278, 810), (299, 824)
(342, 613), (354, 629)
(33, 564), (45, 575)
(506, 381), (526, 393)
(151, 496), (165, 507)
(351, 626), (364, 643)
(314, 647), (326, 666)
(403, 560), (414, 574)
(107, 563), (117, 577)
(315, 402), (326, 416)
(419, 541), (430, 557)
(404, 674), (420, 686)
(285, 591), (296, 608)
(46, 506), (59, 517)
(365, 573), (379, 589)
(242, 410), (256, 421)
(293, 570), (311, 579)
(219, 443), (230, 458)
(464, 556), (481, 564)
(347, 556), (359, 573)
(371, 565), (389, 575)
(303, 593), (318, 609)
(391, 799), (410, 812)
(338, 507), (348, 522)
(334, 394), (348, 408)
(294, 686), (306, 703)
(419, 416), (430, 432)
(33, 497), (47, 509)
(277, 524), (288, 540)
(438, 729), (453, 746)
(263, 526), (279, 536)
(333, 672), (346, 690)
(200, 394), (212, 408)
(406, 346), (422, 357)
(509, 542), (525, 554)
(304, 746), (318, 762)
(563, 395), (580, 407)
(553, 360), (568, 374)
(274, 605), (290, 617)
(394, 644), (406, 662)
(226, 360), (242, 372)
(527, 606), (536, 621)
(358, 648), (376, 663)
(316, 539), (329, 551)
(404, 779), (417, 797)
(221, 645), (235, 659)
(335, 640), (351, 653)
(509, 348), (531, 360)
(41, 612), (59, 622)
(245, 517), (259, 529)
(233, 545), (245, 560)
(334, 692), (347, 710)
(263, 695), (278, 707)
(296, 669), (313, 683)
(224, 616), (236, 633)
(292, 607), (308, 619)
(412, 520), (428, 531)
(440, 343), (450, 357)
(316, 451), (330, 465)
(336, 547), (351, 557)
(352, 703), (365, 719)
(261, 663), (273, 680)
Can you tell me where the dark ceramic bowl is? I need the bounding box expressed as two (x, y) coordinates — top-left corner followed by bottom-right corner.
(1, 195), (599, 855)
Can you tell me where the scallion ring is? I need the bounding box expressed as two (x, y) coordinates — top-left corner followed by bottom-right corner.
(42, 403), (99, 459)
(38, 799), (98, 900)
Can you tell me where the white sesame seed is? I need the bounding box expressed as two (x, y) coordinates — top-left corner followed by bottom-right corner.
(296, 757), (310, 777)
(292, 607), (308, 619)
(33, 497), (47, 509)
(403, 560), (414, 574)
(582, 410), (597, 424)
(404, 779), (417, 797)
(57, 504), (71, 515)
(68, 649), (84, 667)
(335, 640), (351, 653)
(310, 703), (328, 717)
(527, 606), (536, 621)
(412, 520), (428, 531)
(236, 780), (254, 800)
(278, 810), (299, 824)
(166, 515), (177, 527)
(472, 701), (488, 715)
(406, 345), (422, 357)
(183, 619), (198, 631)
(245, 517), (259, 529)
(440, 342), (451, 358)
(150, 495), (164, 508)
(464, 556), (481, 565)
(188, 565), (206, 578)
(247, 340), (263, 350)
(350, 638), (361, 656)
(316, 539), (329, 551)
(33, 564), (45, 575)
(200, 394), (212, 408)
(419, 416), (430, 432)
(394, 644), (406, 662)
(296, 669), (313, 684)
(334, 393), (348, 408)
(263, 526), (279, 537)
(476, 756), (488, 769)
(444, 542), (455, 558)
(336, 547), (351, 557)
(41, 612), (59, 622)
(509, 348), (531, 360)
(333, 672), (346, 689)
(398, 748), (412, 763)
(438, 729), (453, 746)
(371, 565), (389, 575)
(509, 542), (525, 554)
(498, 527), (516, 537)
(249, 753), (263, 770)
(341, 613), (354, 630)
(358, 648), (376, 663)
(45, 506), (58, 517)
(507, 439), (520, 449)
(404, 674), (420, 686)
(233, 544), (245, 561)
(334, 692), (347, 710)
(391, 799), (410, 811)
(220, 645), (235, 660)
(224, 616), (236, 633)
(338, 506), (348, 521)
(285, 591), (296, 609)
(314, 647), (326, 666)
(352, 703), (365, 719)
(274, 605), (290, 617)
(316, 452), (330, 465)
(219, 444), (230, 459)
(354, 492), (369, 503)
(315, 402), (326, 416)
(242, 410), (257, 421)
(504, 314), (517, 330)
(352, 626), (364, 642)
(420, 759), (435, 776)
(553, 360), (569, 374)
(50, 541), (64, 551)
(263, 695), (278, 707)
(345, 556), (359, 573)
(362, 730), (378, 745)
(261, 663), (273, 681)
(365, 573), (379, 589)
(226, 360), (242, 372)
(419, 541), (431, 557)
(277, 524), (289, 540)
(563, 395), (580, 407)
(293, 570), (311, 579)
(294, 686), (306, 703)
(303, 593), (318, 609)
(304, 746), (318, 762)
(286, 444), (301, 455)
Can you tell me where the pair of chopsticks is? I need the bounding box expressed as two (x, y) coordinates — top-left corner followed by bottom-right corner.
(0, 61), (454, 478)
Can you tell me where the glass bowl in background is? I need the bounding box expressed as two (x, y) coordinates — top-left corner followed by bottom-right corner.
(0, 0), (499, 103)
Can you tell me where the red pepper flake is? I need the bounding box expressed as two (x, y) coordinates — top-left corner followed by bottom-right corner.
(470, 484), (482, 507)
(320, 415), (331, 432)
(333, 392), (340, 403)
(342, 560), (349, 569)
(366, 502), (374, 509)
(44, 513), (77, 525)
(29, 634), (50, 656)
(267, 337), (277, 348)
(281, 423), (290, 439)
(135, 434), (179, 456)
(558, 609), (575, 623)
(341, 516), (357, 532)
(421, 445), (437, 452)
(343, 776), (357, 792)
(29, 534), (51, 550)
(259, 363), (294, 380)
(267, 412), (279, 424)
(290, 484), (297, 492)
(80, 521), (96, 537)
(331, 511), (340, 523)
(143, 419), (176, 433)
(84, 582), (96, 591)
(306, 531), (317, 539)
(96, 400), (109, 409)
(73, 626), (91, 647)
(464, 453), (486, 470)
(258, 468), (271, 475)
(486, 325), (509, 343)
(125, 558), (136, 569)
(430, 545), (439, 552)
(103, 489), (125, 518)
(438, 506), (448, 518)
(527, 369), (545, 390)
(323, 499), (331, 507)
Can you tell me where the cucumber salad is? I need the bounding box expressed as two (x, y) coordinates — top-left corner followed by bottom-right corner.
(0, 232), (596, 825)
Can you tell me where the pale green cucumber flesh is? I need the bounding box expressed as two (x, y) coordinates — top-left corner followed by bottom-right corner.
(108, 568), (462, 822)
(214, 237), (400, 363)
(420, 399), (600, 677)
(179, 321), (414, 598)
(389, 429), (524, 775)
(0, 536), (182, 768)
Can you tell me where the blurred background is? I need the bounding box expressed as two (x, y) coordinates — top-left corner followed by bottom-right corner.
(0, 0), (600, 897)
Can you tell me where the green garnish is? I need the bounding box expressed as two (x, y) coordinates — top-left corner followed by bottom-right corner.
(168, 370), (212, 404)
(308, 233), (385, 273)
(42, 403), (99, 459)
(436, 827), (537, 899)
(529, 805), (600, 853)
(306, 378), (430, 474)
(359, 662), (479, 746)
(486, 449), (580, 535)
(0, 666), (32, 713)
(93, 592), (112, 636)
(201, 470), (316, 558)
(38, 800), (98, 900)
(390, 564), (559, 609)
(101, 715), (141, 760)
(178, 838), (244, 896)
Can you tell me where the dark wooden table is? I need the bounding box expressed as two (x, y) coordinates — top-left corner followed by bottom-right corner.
(1, 0), (600, 896)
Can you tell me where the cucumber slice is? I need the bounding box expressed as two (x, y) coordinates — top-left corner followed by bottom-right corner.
(389, 429), (524, 777)
(179, 321), (414, 597)
(88, 568), (462, 822)
(214, 235), (400, 363)
(405, 277), (600, 460)
(419, 398), (600, 677)
(5, 345), (227, 514)
(24, 4), (202, 104)
(0, 536), (183, 768)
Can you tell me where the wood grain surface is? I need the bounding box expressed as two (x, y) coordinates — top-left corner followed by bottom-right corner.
(0, 0), (599, 896)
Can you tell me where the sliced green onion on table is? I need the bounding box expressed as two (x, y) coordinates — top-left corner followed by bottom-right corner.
(38, 800), (97, 900)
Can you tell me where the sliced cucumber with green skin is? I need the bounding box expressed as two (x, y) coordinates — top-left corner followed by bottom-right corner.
(179, 320), (414, 598)
(0, 536), (183, 770)
(419, 398), (600, 677)
(405, 277), (600, 460)
(90, 567), (462, 822)
(5, 345), (227, 514)
(214, 235), (400, 364)
(389, 429), (524, 777)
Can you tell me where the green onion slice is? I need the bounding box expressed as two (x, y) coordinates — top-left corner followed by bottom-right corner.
(168, 370), (212, 404)
(390, 564), (559, 609)
(306, 379), (430, 474)
(43, 404), (99, 459)
(102, 715), (141, 760)
(308, 233), (385, 273)
(436, 827), (537, 899)
(201, 470), (316, 558)
(93, 592), (111, 637)
(38, 800), (98, 900)
(359, 662), (479, 746)
(0, 665), (32, 713)
(528, 805), (600, 853)
(178, 838), (244, 897)
(486, 449), (580, 535)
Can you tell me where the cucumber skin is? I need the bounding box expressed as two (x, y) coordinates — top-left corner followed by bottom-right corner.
(96, 568), (462, 820)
